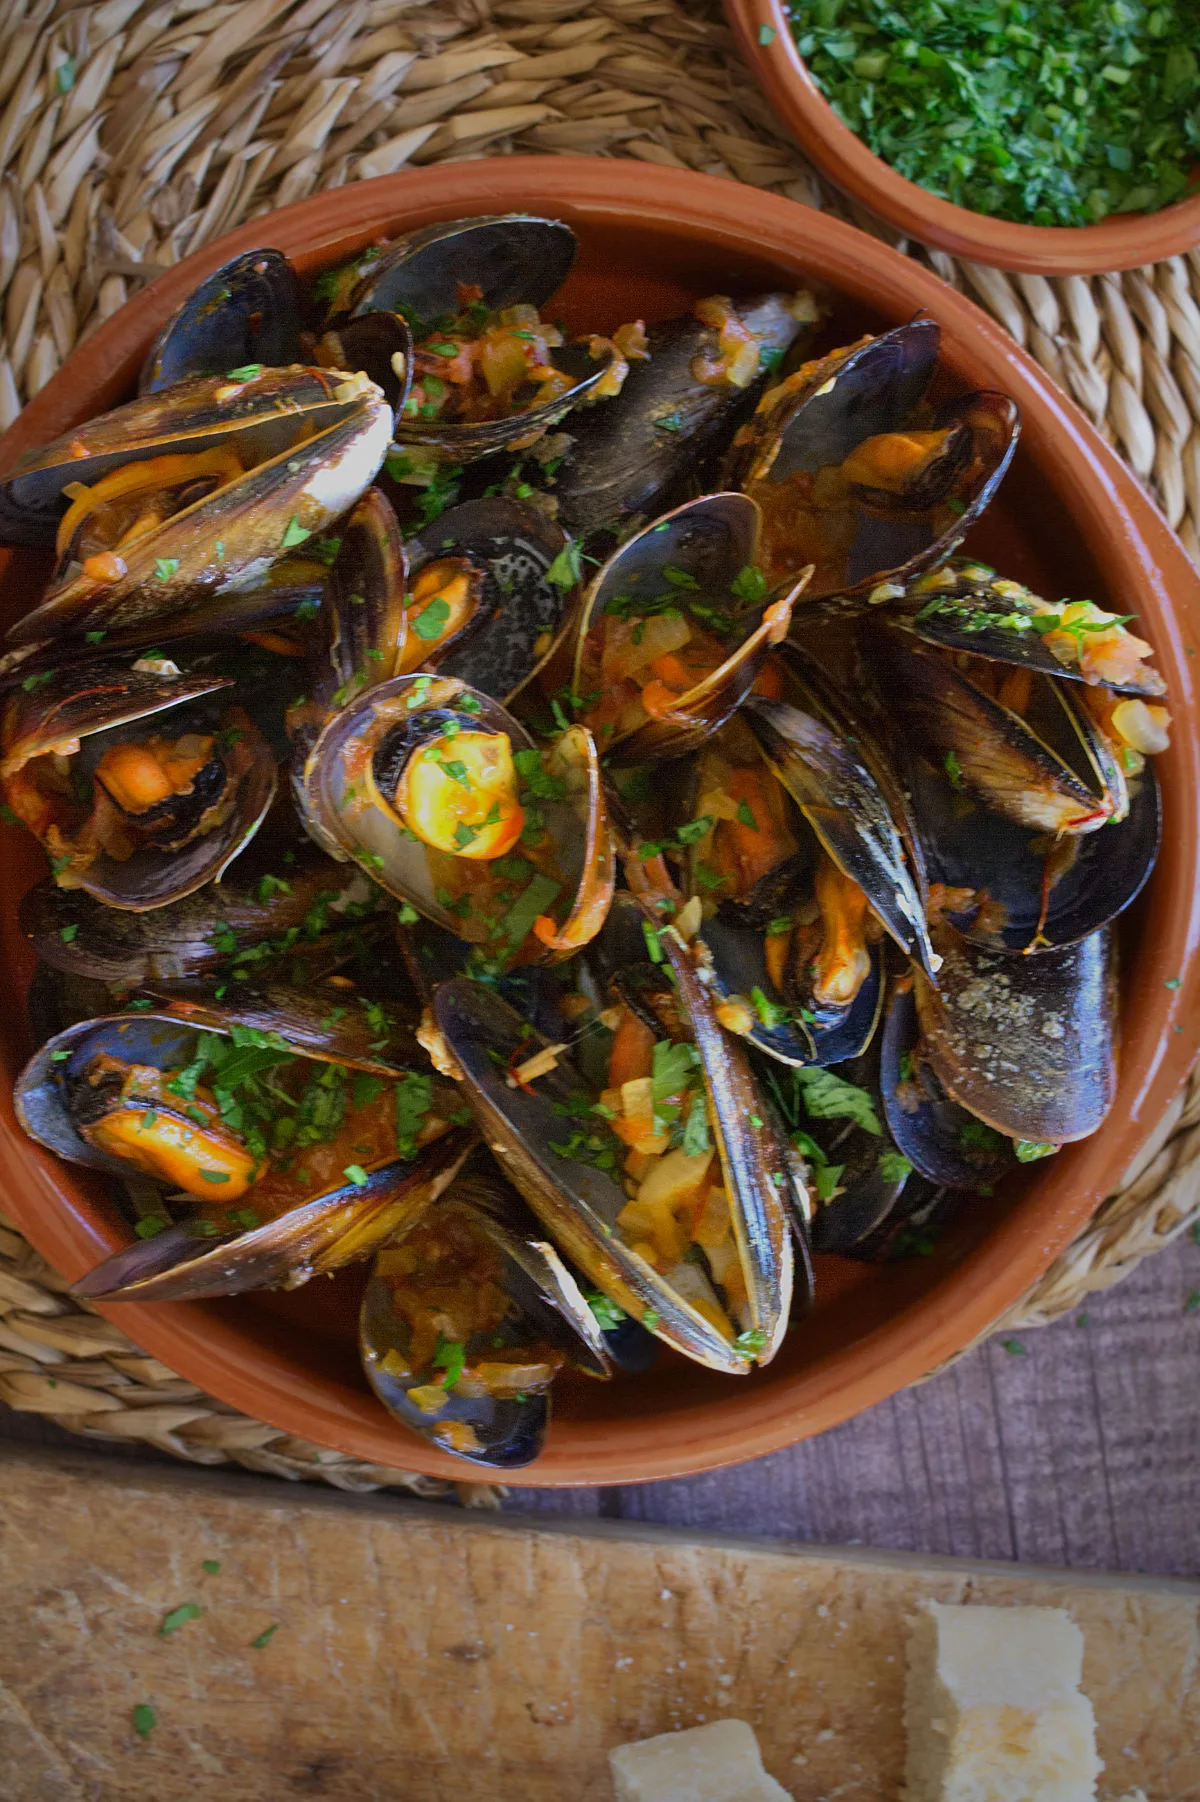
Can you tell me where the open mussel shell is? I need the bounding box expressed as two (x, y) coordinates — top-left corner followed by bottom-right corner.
(722, 319), (1019, 600)
(404, 498), (582, 703)
(548, 292), (819, 541)
(900, 561), (1167, 699)
(901, 733), (1160, 952)
(16, 1007), (473, 1302)
(864, 621), (1123, 836)
(572, 493), (805, 765)
(361, 1171), (610, 1469)
(744, 688), (936, 978)
(914, 923), (1117, 1144)
(343, 214), (611, 461)
(754, 1045), (909, 1256)
(432, 931), (796, 1371)
(296, 673), (613, 958)
(139, 249), (302, 392)
(344, 215), (577, 328)
(0, 656), (230, 777)
(311, 311), (413, 413)
(153, 980), (424, 1077)
(879, 978), (1018, 1189)
(20, 825), (378, 987)
(3, 368), (392, 642)
(4, 668), (277, 912)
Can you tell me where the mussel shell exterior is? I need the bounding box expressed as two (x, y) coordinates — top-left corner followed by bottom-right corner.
(361, 1199), (584, 1469)
(902, 562), (1167, 699)
(1, 367), (374, 550)
(151, 974), (427, 1074)
(346, 215), (577, 328)
(311, 487), (408, 714)
(895, 708), (1160, 951)
(139, 250), (302, 393)
(573, 492), (798, 764)
(724, 320), (1019, 599)
(19, 837), (377, 986)
(879, 980), (1018, 1188)
(843, 1174), (958, 1264)
(810, 1129), (911, 1254)
(745, 690), (936, 976)
(432, 972), (793, 1373)
(72, 700), (275, 911)
(75, 1129), (472, 1302)
(914, 924), (1117, 1143)
(729, 321), (940, 487)
(5, 370), (392, 643)
(406, 498), (581, 703)
(549, 294), (817, 540)
(319, 312), (413, 413)
(0, 658), (231, 777)
(863, 622), (1117, 837)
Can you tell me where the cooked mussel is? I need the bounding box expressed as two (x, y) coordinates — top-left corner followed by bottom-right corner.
(757, 1051), (913, 1254)
(1, 367), (392, 644)
(545, 291), (820, 541)
(140, 249), (303, 393)
(2, 656), (276, 910)
(572, 493), (809, 764)
(913, 922), (1117, 1144)
(17, 999), (473, 1301)
(295, 672), (613, 965)
(722, 320), (1019, 599)
(866, 622), (1127, 835)
(683, 722), (886, 1067)
(902, 560), (1169, 700)
(865, 621), (1161, 949)
(361, 1166), (609, 1468)
(429, 908), (798, 1373)
(20, 826), (380, 987)
(879, 976), (1020, 1188)
(400, 498), (583, 703)
(332, 215), (619, 463)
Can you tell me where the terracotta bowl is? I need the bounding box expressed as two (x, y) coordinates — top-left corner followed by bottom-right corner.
(1, 157), (1198, 1488)
(725, 0), (1200, 275)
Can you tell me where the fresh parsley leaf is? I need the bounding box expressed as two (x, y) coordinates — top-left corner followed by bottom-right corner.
(546, 541), (583, 589)
(586, 1290), (627, 1332)
(160, 1602), (202, 1636)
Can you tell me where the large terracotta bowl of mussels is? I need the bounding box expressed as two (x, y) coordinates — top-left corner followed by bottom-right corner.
(0, 159), (1197, 1486)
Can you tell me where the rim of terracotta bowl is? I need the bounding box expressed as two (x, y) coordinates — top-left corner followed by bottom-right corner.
(725, 0), (1200, 276)
(1, 157), (1198, 1488)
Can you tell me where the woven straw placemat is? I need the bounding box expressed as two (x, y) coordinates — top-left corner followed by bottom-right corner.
(1, 0), (1199, 1496)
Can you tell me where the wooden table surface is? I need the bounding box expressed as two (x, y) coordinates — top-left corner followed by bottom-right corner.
(3, 1230), (1197, 1578)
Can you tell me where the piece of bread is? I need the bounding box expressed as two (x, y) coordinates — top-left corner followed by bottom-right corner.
(608, 1719), (792, 1802)
(905, 1603), (1103, 1802)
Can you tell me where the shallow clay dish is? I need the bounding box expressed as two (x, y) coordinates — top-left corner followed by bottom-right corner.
(1, 158), (1198, 1487)
(725, 0), (1200, 275)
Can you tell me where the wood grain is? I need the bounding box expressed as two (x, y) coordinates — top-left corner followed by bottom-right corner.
(0, 1446), (1197, 1802)
(4, 1233), (1199, 1577)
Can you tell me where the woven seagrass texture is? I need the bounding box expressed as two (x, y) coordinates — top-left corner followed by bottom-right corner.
(0, 0), (1197, 1487)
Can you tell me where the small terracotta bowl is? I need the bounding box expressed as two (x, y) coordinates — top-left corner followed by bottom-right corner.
(1, 157), (1198, 1487)
(725, 0), (1200, 275)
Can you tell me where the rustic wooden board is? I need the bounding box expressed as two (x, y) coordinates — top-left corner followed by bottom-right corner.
(0, 1448), (1196, 1802)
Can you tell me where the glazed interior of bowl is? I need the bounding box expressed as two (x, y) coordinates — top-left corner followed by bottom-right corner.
(724, 0), (1200, 276)
(1, 158), (1197, 1487)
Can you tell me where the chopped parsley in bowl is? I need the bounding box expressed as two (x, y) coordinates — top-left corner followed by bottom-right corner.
(784, 0), (1200, 227)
